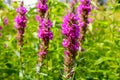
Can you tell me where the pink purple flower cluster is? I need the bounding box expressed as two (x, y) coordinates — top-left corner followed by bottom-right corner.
(14, 2), (27, 46)
(37, 0), (48, 17)
(36, 0), (53, 61)
(0, 26), (2, 37)
(16, 5), (27, 15)
(15, 3), (27, 29)
(62, 1), (82, 78)
(77, 0), (91, 27)
(38, 19), (53, 40)
(62, 13), (80, 55)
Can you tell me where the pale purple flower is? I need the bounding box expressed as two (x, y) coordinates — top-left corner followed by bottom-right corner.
(36, 15), (41, 23)
(3, 17), (8, 25)
(39, 51), (47, 55)
(62, 39), (70, 48)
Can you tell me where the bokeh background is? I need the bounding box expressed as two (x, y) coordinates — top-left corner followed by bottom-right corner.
(0, 0), (120, 79)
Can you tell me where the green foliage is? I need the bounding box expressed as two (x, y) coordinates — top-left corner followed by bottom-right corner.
(0, 0), (120, 79)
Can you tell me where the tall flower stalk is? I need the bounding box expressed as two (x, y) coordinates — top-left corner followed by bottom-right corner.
(62, 0), (80, 79)
(77, 0), (91, 43)
(0, 26), (2, 37)
(15, 1), (27, 47)
(14, 1), (27, 78)
(36, 0), (53, 78)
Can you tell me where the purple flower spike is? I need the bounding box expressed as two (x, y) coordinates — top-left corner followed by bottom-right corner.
(14, 1), (27, 46)
(36, 0), (53, 64)
(62, 12), (80, 79)
(62, 13), (80, 52)
(77, 0), (91, 42)
(0, 26), (2, 37)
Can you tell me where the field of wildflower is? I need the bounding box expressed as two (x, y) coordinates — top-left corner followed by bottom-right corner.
(0, 0), (120, 80)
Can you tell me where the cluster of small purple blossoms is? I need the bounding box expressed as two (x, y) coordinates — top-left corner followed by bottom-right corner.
(38, 18), (53, 56)
(77, 0), (91, 42)
(0, 26), (2, 37)
(38, 19), (53, 40)
(36, 0), (53, 62)
(37, 0), (48, 17)
(62, 13), (80, 56)
(14, 2), (27, 46)
(77, 0), (91, 26)
(62, 12), (80, 78)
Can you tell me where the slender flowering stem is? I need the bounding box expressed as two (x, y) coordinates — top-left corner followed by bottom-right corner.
(36, 0), (53, 78)
(0, 26), (2, 37)
(14, 1), (27, 78)
(15, 1), (27, 47)
(62, 1), (80, 78)
(77, 0), (91, 44)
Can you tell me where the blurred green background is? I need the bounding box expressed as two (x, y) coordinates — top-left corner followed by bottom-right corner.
(0, 0), (120, 79)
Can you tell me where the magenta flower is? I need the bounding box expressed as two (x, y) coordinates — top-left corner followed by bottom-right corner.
(14, 1), (27, 46)
(36, 0), (53, 64)
(77, 0), (91, 43)
(39, 51), (47, 55)
(0, 26), (2, 37)
(3, 17), (8, 26)
(38, 18), (53, 41)
(36, 15), (41, 23)
(62, 39), (70, 48)
(37, 19), (53, 58)
(62, 12), (80, 78)
(0, 26), (2, 30)
(77, 0), (91, 26)
(16, 6), (27, 15)
(15, 15), (27, 29)
(37, 0), (48, 16)
(38, 28), (53, 40)
(62, 13), (80, 53)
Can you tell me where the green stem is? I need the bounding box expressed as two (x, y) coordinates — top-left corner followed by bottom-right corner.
(19, 46), (24, 79)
